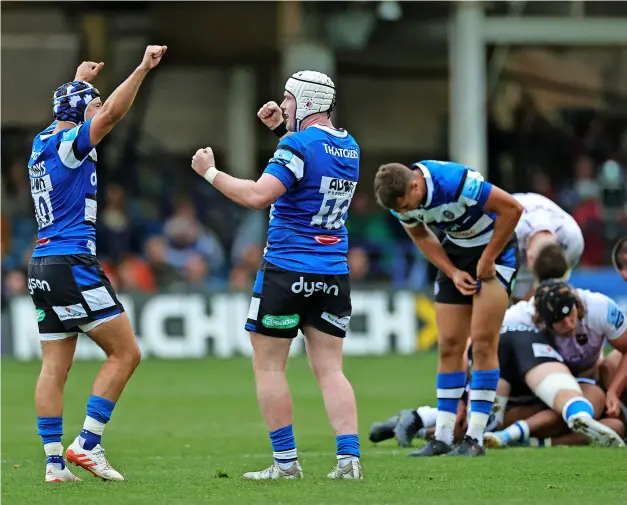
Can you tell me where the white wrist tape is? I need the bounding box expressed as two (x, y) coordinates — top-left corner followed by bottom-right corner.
(203, 166), (219, 185)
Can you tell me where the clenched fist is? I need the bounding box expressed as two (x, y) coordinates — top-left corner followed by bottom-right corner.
(191, 147), (215, 177)
(139, 45), (167, 71)
(257, 101), (283, 130)
(74, 61), (104, 83)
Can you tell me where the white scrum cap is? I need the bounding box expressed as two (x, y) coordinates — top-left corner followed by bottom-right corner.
(285, 70), (336, 131)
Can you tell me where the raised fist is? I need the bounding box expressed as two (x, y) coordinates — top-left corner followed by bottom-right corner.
(191, 147), (215, 177)
(257, 101), (283, 130)
(74, 61), (104, 83)
(140, 45), (167, 71)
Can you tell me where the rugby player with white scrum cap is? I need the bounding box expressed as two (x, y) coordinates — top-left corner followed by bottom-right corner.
(191, 71), (362, 479)
(510, 192), (584, 302)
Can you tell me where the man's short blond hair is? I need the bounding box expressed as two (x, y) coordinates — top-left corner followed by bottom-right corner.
(374, 163), (414, 209)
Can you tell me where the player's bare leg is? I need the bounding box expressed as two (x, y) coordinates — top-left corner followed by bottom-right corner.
(487, 379), (613, 447)
(36, 337), (81, 482)
(409, 304), (472, 456)
(304, 326), (362, 479)
(243, 332), (302, 480)
(447, 279), (507, 456)
(518, 362), (622, 447)
(66, 313), (141, 481)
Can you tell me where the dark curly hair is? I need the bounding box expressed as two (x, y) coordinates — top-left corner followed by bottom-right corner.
(532, 280), (584, 336)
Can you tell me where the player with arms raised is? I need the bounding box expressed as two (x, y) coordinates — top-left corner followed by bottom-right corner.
(27, 46), (166, 483)
(191, 71), (362, 479)
(374, 161), (523, 456)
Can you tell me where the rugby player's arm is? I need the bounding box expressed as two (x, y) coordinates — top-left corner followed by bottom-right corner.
(404, 223), (458, 279)
(89, 66), (151, 146)
(481, 186), (524, 261)
(607, 331), (627, 399)
(212, 172), (286, 210)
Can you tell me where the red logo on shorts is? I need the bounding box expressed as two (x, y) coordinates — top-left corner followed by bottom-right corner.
(314, 235), (341, 245)
(36, 238), (50, 245)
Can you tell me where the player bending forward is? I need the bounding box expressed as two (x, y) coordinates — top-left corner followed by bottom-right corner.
(28, 47), (166, 483)
(374, 160), (523, 456)
(191, 71), (362, 480)
(510, 192), (584, 302)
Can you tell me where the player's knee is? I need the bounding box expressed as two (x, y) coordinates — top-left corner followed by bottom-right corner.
(438, 336), (467, 361)
(468, 338), (497, 364)
(40, 358), (72, 383)
(580, 383), (606, 419)
(110, 340), (141, 372)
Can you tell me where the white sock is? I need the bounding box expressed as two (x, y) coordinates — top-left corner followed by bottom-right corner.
(83, 415), (106, 435)
(493, 395), (508, 427)
(416, 406), (438, 429)
(277, 461), (296, 471)
(466, 412), (490, 445)
(337, 455), (358, 467)
(44, 442), (63, 457)
(434, 410), (457, 445)
(504, 421), (530, 443)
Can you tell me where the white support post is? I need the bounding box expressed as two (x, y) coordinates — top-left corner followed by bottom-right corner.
(448, 2), (487, 176)
(226, 67), (257, 179)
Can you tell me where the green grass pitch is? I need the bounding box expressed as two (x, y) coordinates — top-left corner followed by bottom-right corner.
(2, 354), (626, 505)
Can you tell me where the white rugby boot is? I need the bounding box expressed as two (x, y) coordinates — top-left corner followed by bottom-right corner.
(45, 463), (81, 483)
(66, 437), (124, 480)
(243, 461), (303, 480)
(327, 459), (363, 480)
(484, 431), (509, 448)
(568, 415), (625, 448)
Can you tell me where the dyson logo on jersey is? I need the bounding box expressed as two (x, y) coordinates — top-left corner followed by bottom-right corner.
(322, 143), (359, 159)
(314, 235), (342, 245)
(291, 277), (339, 297)
(28, 278), (51, 295)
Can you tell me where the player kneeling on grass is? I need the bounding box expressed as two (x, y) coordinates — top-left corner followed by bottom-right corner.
(485, 279), (627, 448)
(374, 161), (523, 456)
(191, 71), (362, 480)
(27, 47), (167, 482)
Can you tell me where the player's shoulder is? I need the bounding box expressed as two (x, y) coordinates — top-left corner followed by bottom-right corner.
(579, 289), (624, 327)
(503, 298), (535, 325)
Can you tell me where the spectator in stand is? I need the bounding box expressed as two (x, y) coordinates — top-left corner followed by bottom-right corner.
(163, 200), (226, 280)
(97, 183), (135, 263)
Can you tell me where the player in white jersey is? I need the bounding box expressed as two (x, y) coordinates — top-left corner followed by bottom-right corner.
(511, 192), (584, 302)
(484, 280), (627, 448)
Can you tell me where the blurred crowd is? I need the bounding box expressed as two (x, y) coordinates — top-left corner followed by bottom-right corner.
(2, 96), (627, 306)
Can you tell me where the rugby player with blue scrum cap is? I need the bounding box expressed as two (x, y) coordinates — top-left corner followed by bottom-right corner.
(374, 160), (523, 456)
(27, 46), (166, 483)
(190, 71), (362, 479)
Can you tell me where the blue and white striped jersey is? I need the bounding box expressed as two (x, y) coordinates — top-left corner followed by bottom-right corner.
(263, 124), (360, 274)
(29, 119), (98, 257)
(391, 160), (494, 247)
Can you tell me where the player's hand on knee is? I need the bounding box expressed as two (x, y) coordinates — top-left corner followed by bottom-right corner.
(191, 147), (215, 176)
(452, 269), (477, 296)
(476, 256), (497, 282)
(257, 101), (283, 129)
(139, 45), (167, 70)
(74, 61), (104, 82)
